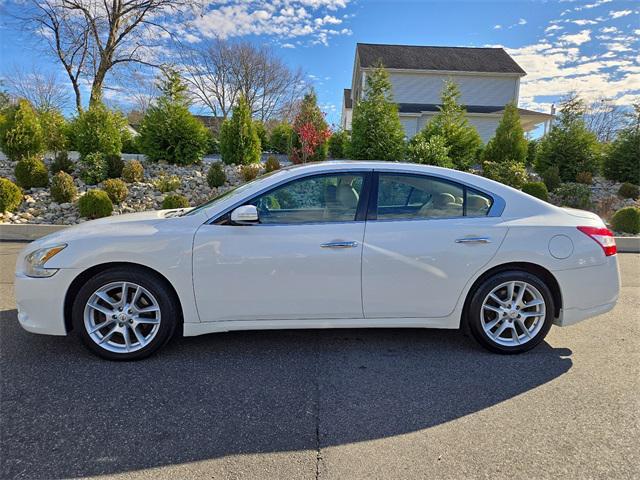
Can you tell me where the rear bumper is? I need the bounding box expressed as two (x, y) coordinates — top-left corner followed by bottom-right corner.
(553, 255), (620, 327)
(14, 268), (79, 336)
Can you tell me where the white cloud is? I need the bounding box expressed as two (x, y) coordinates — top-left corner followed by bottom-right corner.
(572, 19), (598, 25)
(499, 11), (639, 112)
(605, 42), (634, 52)
(281, 43), (295, 48)
(579, 0), (612, 10)
(609, 10), (633, 19)
(494, 24), (502, 30)
(501, 18), (528, 29)
(558, 29), (592, 45)
(182, 0), (352, 46)
(315, 15), (342, 26)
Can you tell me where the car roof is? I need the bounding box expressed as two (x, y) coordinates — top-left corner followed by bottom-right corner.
(278, 161), (500, 191)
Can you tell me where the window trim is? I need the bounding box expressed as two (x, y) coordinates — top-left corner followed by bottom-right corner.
(368, 171), (503, 222)
(210, 170), (374, 226)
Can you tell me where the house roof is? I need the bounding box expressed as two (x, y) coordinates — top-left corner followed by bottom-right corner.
(357, 43), (526, 75)
(397, 103), (552, 117)
(343, 89), (352, 109)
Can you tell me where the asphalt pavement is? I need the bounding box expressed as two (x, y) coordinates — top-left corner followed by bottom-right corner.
(0, 242), (638, 480)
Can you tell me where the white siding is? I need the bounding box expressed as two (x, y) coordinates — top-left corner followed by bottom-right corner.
(388, 72), (518, 106)
(341, 108), (352, 131)
(467, 116), (500, 143)
(399, 115), (419, 138)
(407, 113), (499, 143)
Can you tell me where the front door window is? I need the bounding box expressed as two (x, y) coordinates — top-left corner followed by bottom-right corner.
(250, 174), (365, 224)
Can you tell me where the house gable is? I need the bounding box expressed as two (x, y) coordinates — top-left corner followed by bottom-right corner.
(341, 43), (551, 139)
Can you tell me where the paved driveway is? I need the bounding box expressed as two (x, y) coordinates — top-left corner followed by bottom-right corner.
(0, 242), (638, 479)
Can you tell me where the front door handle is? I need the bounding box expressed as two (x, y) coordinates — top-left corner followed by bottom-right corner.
(320, 241), (359, 249)
(455, 237), (492, 244)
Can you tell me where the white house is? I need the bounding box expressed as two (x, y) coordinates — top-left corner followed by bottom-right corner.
(341, 43), (553, 142)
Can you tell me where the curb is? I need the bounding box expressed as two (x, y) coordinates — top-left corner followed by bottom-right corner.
(2, 223), (640, 253)
(0, 224), (68, 242)
(615, 236), (640, 254)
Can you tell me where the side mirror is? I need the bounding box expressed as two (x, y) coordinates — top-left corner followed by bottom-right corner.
(230, 205), (259, 224)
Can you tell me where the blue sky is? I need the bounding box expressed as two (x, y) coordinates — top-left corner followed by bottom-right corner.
(1, 0), (638, 126)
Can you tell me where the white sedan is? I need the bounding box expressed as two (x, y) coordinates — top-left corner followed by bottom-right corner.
(15, 161), (620, 360)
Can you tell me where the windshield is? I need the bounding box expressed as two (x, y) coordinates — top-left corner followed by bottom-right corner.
(182, 168), (286, 217)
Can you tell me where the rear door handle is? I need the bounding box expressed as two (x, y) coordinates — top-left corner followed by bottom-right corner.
(455, 237), (492, 244)
(321, 241), (359, 249)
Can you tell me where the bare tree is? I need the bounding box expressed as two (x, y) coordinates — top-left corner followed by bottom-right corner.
(16, 0), (90, 112)
(17, 0), (190, 112)
(107, 64), (158, 114)
(180, 38), (239, 119)
(5, 66), (70, 112)
(180, 38), (306, 121)
(585, 97), (627, 143)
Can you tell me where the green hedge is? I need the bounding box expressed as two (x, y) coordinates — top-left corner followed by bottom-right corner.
(0, 99), (44, 161)
(103, 178), (128, 204)
(556, 182), (591, 210)
(50, 171), (77, 203)
(207, 163), (226, 188)
(122, 160), (144, 183)
(611, 207), (640, 234)
(79, 152), (109, 185)
(0, 177), (22, 212)
(162, 194), (189, 209)
(15, 155), (49, 189)
(78, 189), (113, 219)
(522, 182), (549, 201)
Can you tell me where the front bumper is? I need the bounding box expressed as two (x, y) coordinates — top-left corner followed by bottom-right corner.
(15, 268), (80, 336)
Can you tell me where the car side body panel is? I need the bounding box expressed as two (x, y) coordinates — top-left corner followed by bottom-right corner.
(13, 162), (621, 341)
(192, 222), (366, 321)
(362, 217), (508, 318)
(16, 211), (206, 335)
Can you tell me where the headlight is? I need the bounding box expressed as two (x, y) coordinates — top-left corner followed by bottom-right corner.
(24, 244), (67, 278)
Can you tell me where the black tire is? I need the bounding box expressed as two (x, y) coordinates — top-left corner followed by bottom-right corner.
(467, 270), (555, 354)
(72, 267), (178, 360)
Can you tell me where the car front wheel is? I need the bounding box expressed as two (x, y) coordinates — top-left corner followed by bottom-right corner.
(72, 267), (178, 360)
(467, 270), (555, 354)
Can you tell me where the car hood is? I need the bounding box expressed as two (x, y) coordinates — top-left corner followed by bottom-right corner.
(28, 209), (207, 249)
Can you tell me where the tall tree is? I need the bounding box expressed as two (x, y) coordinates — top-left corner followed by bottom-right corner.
(138, 69), (209, 165)
(180, 38), (306, 121)
(18, 0), (188, 111)
(0, 81), (11, 110)
(350, 63), (405, 161)
(0, 99), (45, 161)
(535, 94), (600, 181)
(417, 80), (482, 170)
(219, 95), (261, 165)
(603, 103), (640, 184)
(290, 91), (330, 163)
(481, 102), (527, 165)
(585, 97), (626, 143)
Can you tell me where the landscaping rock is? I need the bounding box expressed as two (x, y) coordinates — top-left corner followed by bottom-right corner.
(1, 156), (253, 225)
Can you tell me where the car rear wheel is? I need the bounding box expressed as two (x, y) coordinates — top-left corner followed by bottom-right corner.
(467, 270), (555, 354)
(72, 267), (178, 360)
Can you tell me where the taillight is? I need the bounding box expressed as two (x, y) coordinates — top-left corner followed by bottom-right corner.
(577, 226), (617, 256)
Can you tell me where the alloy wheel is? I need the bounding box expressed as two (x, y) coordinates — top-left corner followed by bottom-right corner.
(83, 281), (161, 354)
(480, 281), (546, 347)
